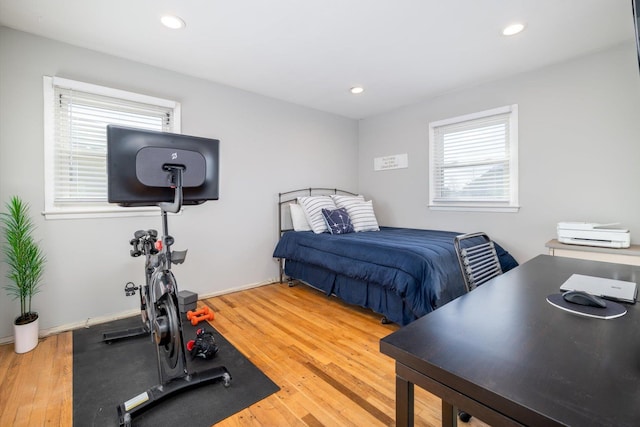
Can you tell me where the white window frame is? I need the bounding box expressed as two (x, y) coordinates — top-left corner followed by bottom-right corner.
(428, 105), (519, 213)
(43, 76), (181, 219)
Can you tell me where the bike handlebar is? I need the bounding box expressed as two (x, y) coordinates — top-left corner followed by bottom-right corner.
(129, 229), (187, 265)
(129, 229), (159, 257)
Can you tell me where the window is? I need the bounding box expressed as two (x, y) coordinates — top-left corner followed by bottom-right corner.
(429, 105), (519, 212)
(43, 77), (181, 218)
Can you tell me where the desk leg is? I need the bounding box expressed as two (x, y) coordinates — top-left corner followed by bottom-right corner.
(441, 400), (457, 427)
(396, 373), (414, 426)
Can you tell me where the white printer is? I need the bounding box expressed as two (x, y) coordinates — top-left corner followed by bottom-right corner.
(557, 222), (631, 249)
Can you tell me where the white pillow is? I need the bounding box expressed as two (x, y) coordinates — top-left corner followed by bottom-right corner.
(289, 203), (312, 231)
(344, 200), (380, 232)
(298, 196), (338, 234)
(331, 194), (365, 209)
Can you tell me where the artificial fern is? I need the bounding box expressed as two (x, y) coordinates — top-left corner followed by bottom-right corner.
(1, 196), (46, 323)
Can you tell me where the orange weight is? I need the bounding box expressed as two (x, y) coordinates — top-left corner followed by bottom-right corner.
(189, 311), (214, 325)
(186, 306), (210, 320)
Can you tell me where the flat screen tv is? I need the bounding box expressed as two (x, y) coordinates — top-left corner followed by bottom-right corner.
(635, 0), (640, 67)
(107, 125), (219, 207)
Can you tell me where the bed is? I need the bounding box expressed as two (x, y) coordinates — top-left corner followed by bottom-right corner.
(272, 188), (518, 325)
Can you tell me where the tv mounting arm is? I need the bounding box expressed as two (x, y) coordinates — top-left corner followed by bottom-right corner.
(158, 165), (185, 214)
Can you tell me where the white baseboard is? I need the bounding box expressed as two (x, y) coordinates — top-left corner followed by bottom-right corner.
(198, 278), (277, 300)
(0, 279), (279, 345)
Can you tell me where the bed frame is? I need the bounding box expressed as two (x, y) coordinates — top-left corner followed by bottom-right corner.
(277, 188), (358, 283)
(276, 187), (418, 324)
(276, 187), (405, 323)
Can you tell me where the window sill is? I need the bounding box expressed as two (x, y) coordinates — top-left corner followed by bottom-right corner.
(428, 204), (520, 213)
(42, 206), (164, 220)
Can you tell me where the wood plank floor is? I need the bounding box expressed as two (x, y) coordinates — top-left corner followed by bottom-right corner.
(0, 282), (490, 426)
(0, 329), (72, 426)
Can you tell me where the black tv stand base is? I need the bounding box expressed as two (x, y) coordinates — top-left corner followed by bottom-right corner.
(117, 366), (232, 427)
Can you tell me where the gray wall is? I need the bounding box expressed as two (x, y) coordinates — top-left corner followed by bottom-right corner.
(358, 42), (640, 263)
(0, 27), (358, 340)
(2, 25), (640, 341)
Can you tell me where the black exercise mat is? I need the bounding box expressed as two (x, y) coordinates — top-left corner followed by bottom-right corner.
(73, 314), (279, 426)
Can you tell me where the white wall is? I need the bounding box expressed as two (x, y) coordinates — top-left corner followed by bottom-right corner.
(0, 27), (358, 340)
(358, 42), (640, 263)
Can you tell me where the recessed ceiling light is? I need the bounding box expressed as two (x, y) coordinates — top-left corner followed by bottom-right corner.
(161, 15), (186, 30)
(502, 23), (525, 36)
(350, 86), (364, 94)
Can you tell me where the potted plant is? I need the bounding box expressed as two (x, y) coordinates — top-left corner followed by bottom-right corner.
(1, 196), (46, 353)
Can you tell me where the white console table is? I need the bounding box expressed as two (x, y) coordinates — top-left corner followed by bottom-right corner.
(546, 239), (640, 266)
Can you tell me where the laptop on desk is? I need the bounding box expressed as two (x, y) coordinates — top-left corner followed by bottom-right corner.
(560, 274), (638, 303)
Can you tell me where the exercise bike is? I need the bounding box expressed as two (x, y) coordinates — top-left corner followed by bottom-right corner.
(104, 166), (231, 426)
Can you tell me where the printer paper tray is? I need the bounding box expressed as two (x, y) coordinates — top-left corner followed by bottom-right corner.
(558, 237), (630, 249)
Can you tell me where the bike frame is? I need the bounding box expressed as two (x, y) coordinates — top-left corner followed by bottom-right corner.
(114, 166), (231, 427)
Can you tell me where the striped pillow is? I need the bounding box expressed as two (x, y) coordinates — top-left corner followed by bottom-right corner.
(297, 196), (338, 234)
(344, 200), (380, 232)
(330, 194), (365, 209)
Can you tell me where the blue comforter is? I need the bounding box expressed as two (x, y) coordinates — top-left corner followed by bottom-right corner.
(273, 227), (518, 320)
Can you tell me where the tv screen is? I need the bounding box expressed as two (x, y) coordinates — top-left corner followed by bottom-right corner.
(107, 125), (219, 207)
(635, 0), (640, 67)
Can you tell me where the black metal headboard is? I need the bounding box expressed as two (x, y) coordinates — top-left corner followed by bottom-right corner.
(277, 187), (358, 282)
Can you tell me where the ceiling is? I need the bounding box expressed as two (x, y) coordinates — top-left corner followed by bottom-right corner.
(0, 0), (636, 119)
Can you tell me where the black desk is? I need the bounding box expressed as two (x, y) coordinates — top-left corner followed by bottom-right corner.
(380, 255), (640, 427)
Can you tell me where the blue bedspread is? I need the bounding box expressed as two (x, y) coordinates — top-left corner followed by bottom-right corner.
(273, 227), (518, 321)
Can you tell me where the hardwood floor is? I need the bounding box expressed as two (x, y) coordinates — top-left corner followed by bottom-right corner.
(0, 282), (490, 426)
(0, 330), (72, 426)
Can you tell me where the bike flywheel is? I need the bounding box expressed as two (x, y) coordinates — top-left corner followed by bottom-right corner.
(153, 293), (185, 380)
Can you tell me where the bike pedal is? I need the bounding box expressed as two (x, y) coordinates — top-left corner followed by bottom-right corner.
(124, 281), (138, 296)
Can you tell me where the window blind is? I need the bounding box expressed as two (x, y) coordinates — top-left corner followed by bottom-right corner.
(52, 86), (174, 206)
(429, 105), (518, 211)
(432, 113), (510, 202)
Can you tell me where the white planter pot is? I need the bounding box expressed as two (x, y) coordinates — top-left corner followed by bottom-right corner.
(14, 316), (39, 354)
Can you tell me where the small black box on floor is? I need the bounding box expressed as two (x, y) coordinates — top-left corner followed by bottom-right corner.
(178, 290), (198, 313)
